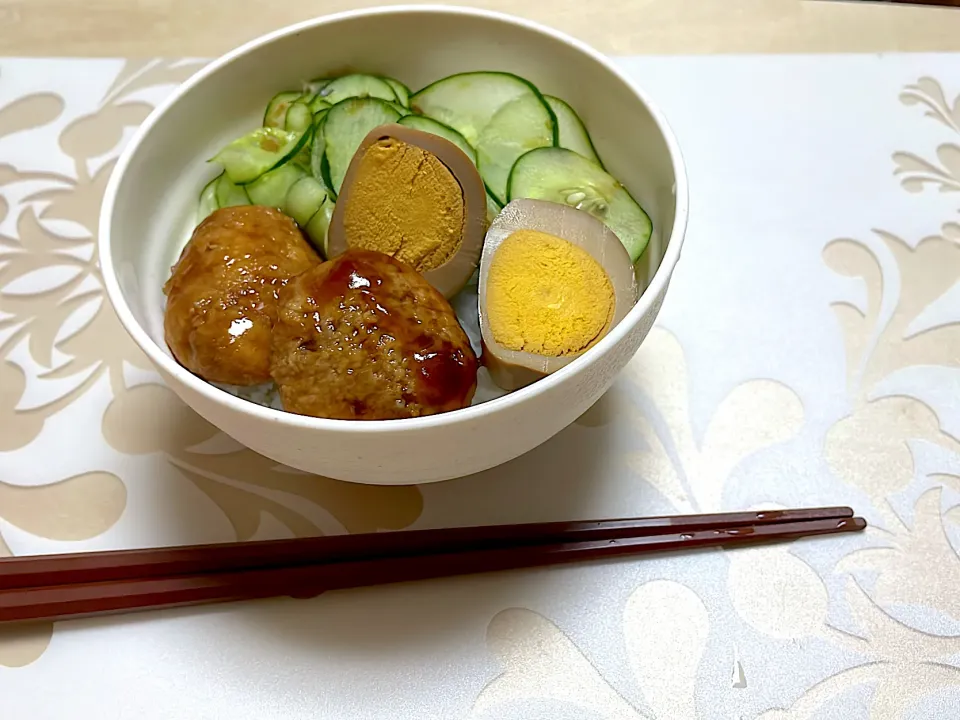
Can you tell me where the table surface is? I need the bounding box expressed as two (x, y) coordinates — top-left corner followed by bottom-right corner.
(2, 0), (960, 56)
(3, 2), (960, 719)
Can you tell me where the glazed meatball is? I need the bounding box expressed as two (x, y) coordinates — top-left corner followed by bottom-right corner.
(164, 206), (320, 385)
(270, 248), (477, 420)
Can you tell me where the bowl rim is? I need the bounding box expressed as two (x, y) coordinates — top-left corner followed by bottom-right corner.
(98, 3), (689, 435)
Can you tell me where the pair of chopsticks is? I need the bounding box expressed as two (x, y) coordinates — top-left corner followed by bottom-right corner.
(0, 506), (865, 624)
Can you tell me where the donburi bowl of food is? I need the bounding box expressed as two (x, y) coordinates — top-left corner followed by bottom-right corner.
(99, 5), (688, 484)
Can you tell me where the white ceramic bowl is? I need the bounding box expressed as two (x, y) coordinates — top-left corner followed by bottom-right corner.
(99, 5), (688, 485)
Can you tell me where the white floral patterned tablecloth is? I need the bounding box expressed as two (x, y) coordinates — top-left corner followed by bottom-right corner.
(1, 54), (960, 719)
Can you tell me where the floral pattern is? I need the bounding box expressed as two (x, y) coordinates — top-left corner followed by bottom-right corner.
(0, 59), (422, 669)
(474, 580), (708, 719)
(468, 77), (960, 718)
(1, 59), (959, 719)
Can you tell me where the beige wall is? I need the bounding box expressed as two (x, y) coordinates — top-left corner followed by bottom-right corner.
(2, 0), (960, 56)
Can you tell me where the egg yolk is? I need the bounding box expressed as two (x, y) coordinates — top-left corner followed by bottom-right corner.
(341, 138), (465, 271)
(485, 228), (614, 356)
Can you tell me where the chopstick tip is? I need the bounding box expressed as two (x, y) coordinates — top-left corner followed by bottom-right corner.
(846, 517), (867, 531)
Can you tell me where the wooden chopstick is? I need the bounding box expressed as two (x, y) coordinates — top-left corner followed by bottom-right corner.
(0, 509), (865, 624)
(0, 506), (853, 591)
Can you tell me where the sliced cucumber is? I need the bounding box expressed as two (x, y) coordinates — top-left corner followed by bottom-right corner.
(476, 94), (556, 204)
(197, 176), (219, 222)
(410, 72), (544, 146)
(388, 101), (412, 117)
(292, 124), (315, 173)
(246, 162), (306, 209)
(264, 91), (301, 128)
(284, 100), (313, 133)
(320, 153), (335, 200)
(318, 74), (398, 105)
(285, 175), (329, 227)
(544, 96), (602, 166)
(508, 147), (652, 261)
(215, 173), (250, 208)
(397, 115), (476, 164)
(309, 96), (331, 114)
(210, 127), (307, 185)
(310, 110), (330, 187)
(323, 97), (402, 193)
(382, 77), (411, 108)
(305, 200), (335, 258)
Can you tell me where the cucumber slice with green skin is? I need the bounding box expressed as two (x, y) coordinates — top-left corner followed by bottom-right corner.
(476, 93), (556, 204)
(310, 110), (330, 187)
(284, 100), (313, 133)
(388, 101), (412, 117)
(210, 127), (308, 185)
(285, 175), (329, 227)
(544, 95), (602, 166)
(320, 153), (335, 200)
(397, 115), (476, 164)
(382, 77), (411, 108)
(309, 96), (331, 114)
(318, 74), (398, 106)
(246, 162), (307, 209)
(293, 124), (316, 172)
(410, 72), (544, 147)
(198, 176), (219, 222)
(215, 173), (250, 208)
(508, 147), (652, 262)
(323, 97), (402, 193)
(305, 200), (335, 258)
(264, 91), (301, 128)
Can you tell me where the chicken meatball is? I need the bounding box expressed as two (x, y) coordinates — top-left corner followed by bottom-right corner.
(164, 205), (320, 385)
(270, 248), (477, 420)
